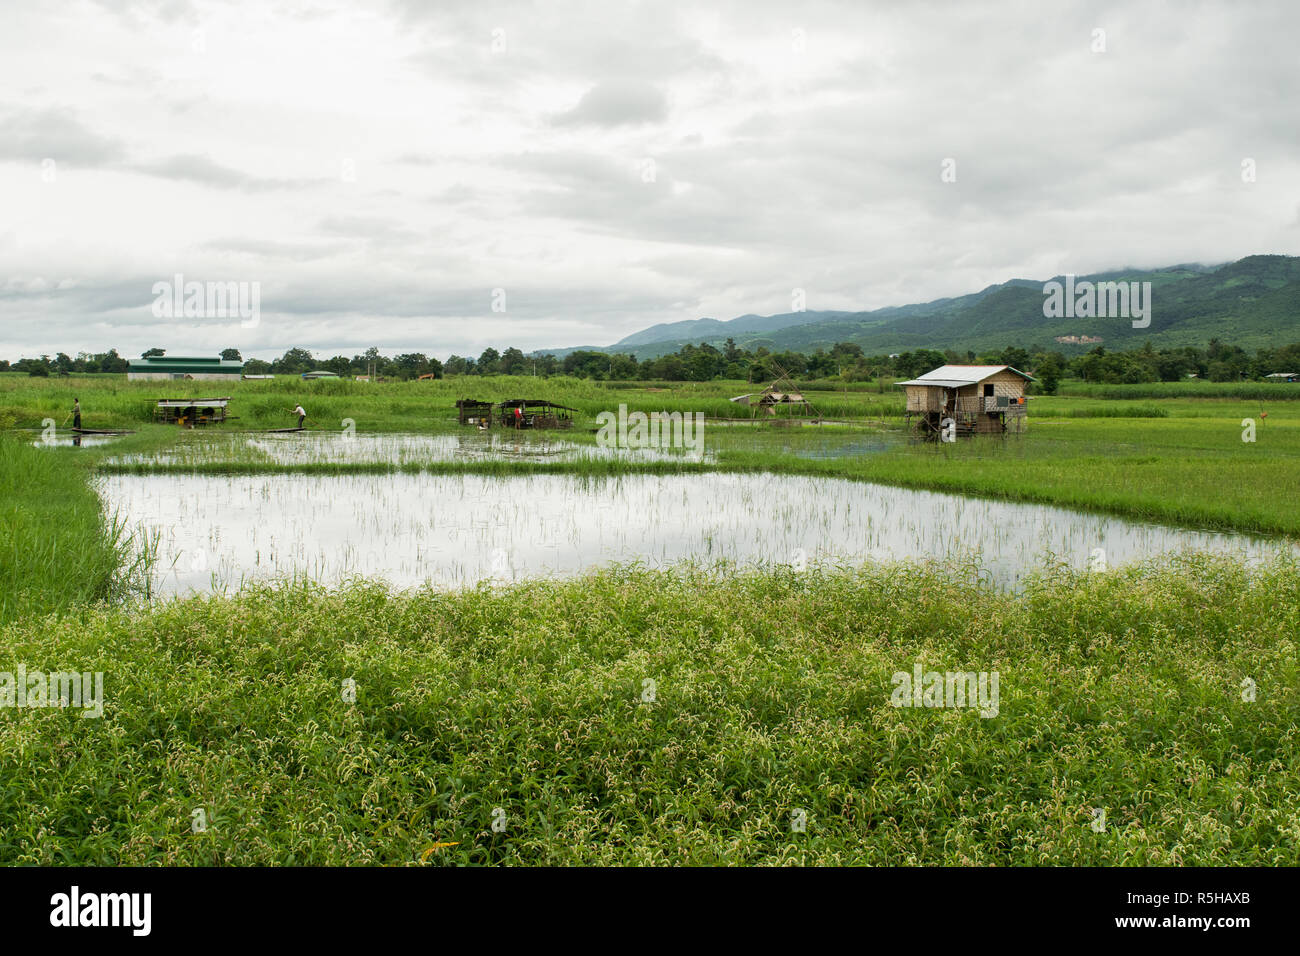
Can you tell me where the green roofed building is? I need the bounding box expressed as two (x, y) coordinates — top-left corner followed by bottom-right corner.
(127, 355), (245, 382)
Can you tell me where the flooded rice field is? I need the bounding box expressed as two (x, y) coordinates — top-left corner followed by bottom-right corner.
(34, 433), (122, 448)
(104, 430), (707, 466)
(97, 471), (1295, 596)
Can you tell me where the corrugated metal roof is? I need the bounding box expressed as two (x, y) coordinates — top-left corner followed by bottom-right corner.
(128, 356), (243, 371)
(896, 364), (1034, 387)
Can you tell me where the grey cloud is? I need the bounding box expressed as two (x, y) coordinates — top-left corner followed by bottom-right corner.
(129, 153), (316, 192)
(551, 80), (668, 127)
(0, 107), (126, 165)
(5, 0), (1300, 360)
(316, 216), (424, 243)
(203, 238), (351, 261)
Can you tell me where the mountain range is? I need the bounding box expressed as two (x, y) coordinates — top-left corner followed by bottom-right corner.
(540, 255), (1300, 358)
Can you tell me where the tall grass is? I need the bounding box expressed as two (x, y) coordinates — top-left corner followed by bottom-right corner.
(1059, 380), (1300, 401)
(0, 372), (899, 431)
(0, 436), (153, 625)
(0, 555), (1295, 864)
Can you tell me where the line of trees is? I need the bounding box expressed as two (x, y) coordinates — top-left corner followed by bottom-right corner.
(542, 338), (1300, 390)
(6, 337), (1300, 388)
(238, 347), (445, 380)
(2, 349), (132, 376)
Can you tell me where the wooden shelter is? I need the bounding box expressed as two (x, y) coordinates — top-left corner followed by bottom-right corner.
(456, 399), (495, 426)
(152, 397), (231, 427)
(496, 399), (577, 430)
(898, 365), (1032, 438)
(729, 368), (820, 420)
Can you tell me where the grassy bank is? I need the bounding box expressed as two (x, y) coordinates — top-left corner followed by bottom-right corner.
(0, 436), (156, 626)
(1, 556), (1295, 865)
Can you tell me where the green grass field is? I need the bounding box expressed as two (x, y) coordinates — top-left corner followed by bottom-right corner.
(13, 373), (1294, 535)
(1, 557), (1296, 865)
(0, 435), (156, 626)
(2, 373), (1298, 865)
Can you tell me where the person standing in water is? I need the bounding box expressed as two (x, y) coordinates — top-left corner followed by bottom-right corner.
(290, 402), (306, 429)
(71, 398), (81, 431)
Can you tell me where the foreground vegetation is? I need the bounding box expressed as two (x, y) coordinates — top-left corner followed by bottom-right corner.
(1, 556), (1296, 864)
(0, 436), (155, 625)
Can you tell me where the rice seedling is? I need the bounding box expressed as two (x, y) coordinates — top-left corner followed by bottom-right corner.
(95, 471), (1295, 599)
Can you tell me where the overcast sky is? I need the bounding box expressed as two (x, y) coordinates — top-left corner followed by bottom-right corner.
(1, 0), (1297, 361)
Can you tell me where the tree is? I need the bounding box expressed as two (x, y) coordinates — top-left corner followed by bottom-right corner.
(562, 350), (613, 378)
(1037, 357), (1061, 395)
(477, 348), (501, 375)
(443, 355), (473, 376)
(999, 347), (1029, 370)
(221, 348), (243, 362)
(142, 348), (165, 358)
(271, 348), (315, 375)
(499, 347), (528, 375)
(686, 349), (722, 382)
(610, 354), (638, 380)
(392, 353), (432, 380)
(96, 349), (130, 373)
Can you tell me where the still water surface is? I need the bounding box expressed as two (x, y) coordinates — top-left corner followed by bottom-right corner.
(96, 472), (1294, 596)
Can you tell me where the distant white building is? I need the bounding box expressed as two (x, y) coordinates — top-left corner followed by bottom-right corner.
(127, 355), (245, 382)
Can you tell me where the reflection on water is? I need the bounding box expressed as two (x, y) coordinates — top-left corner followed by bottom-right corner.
(106, 431), (706, 466)
(97, 472), (1295, 596)
(34, 434), (120, 448)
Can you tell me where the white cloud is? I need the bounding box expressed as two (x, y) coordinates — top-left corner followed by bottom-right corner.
(0, 0), (1297, 361)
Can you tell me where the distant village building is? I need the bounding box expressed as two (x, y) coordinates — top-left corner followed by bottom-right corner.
(1264, 372), (1299, 383)
(898, 365), (1033, 438)
(127, 355), (244, 382)
(729, 370), (820, 421)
